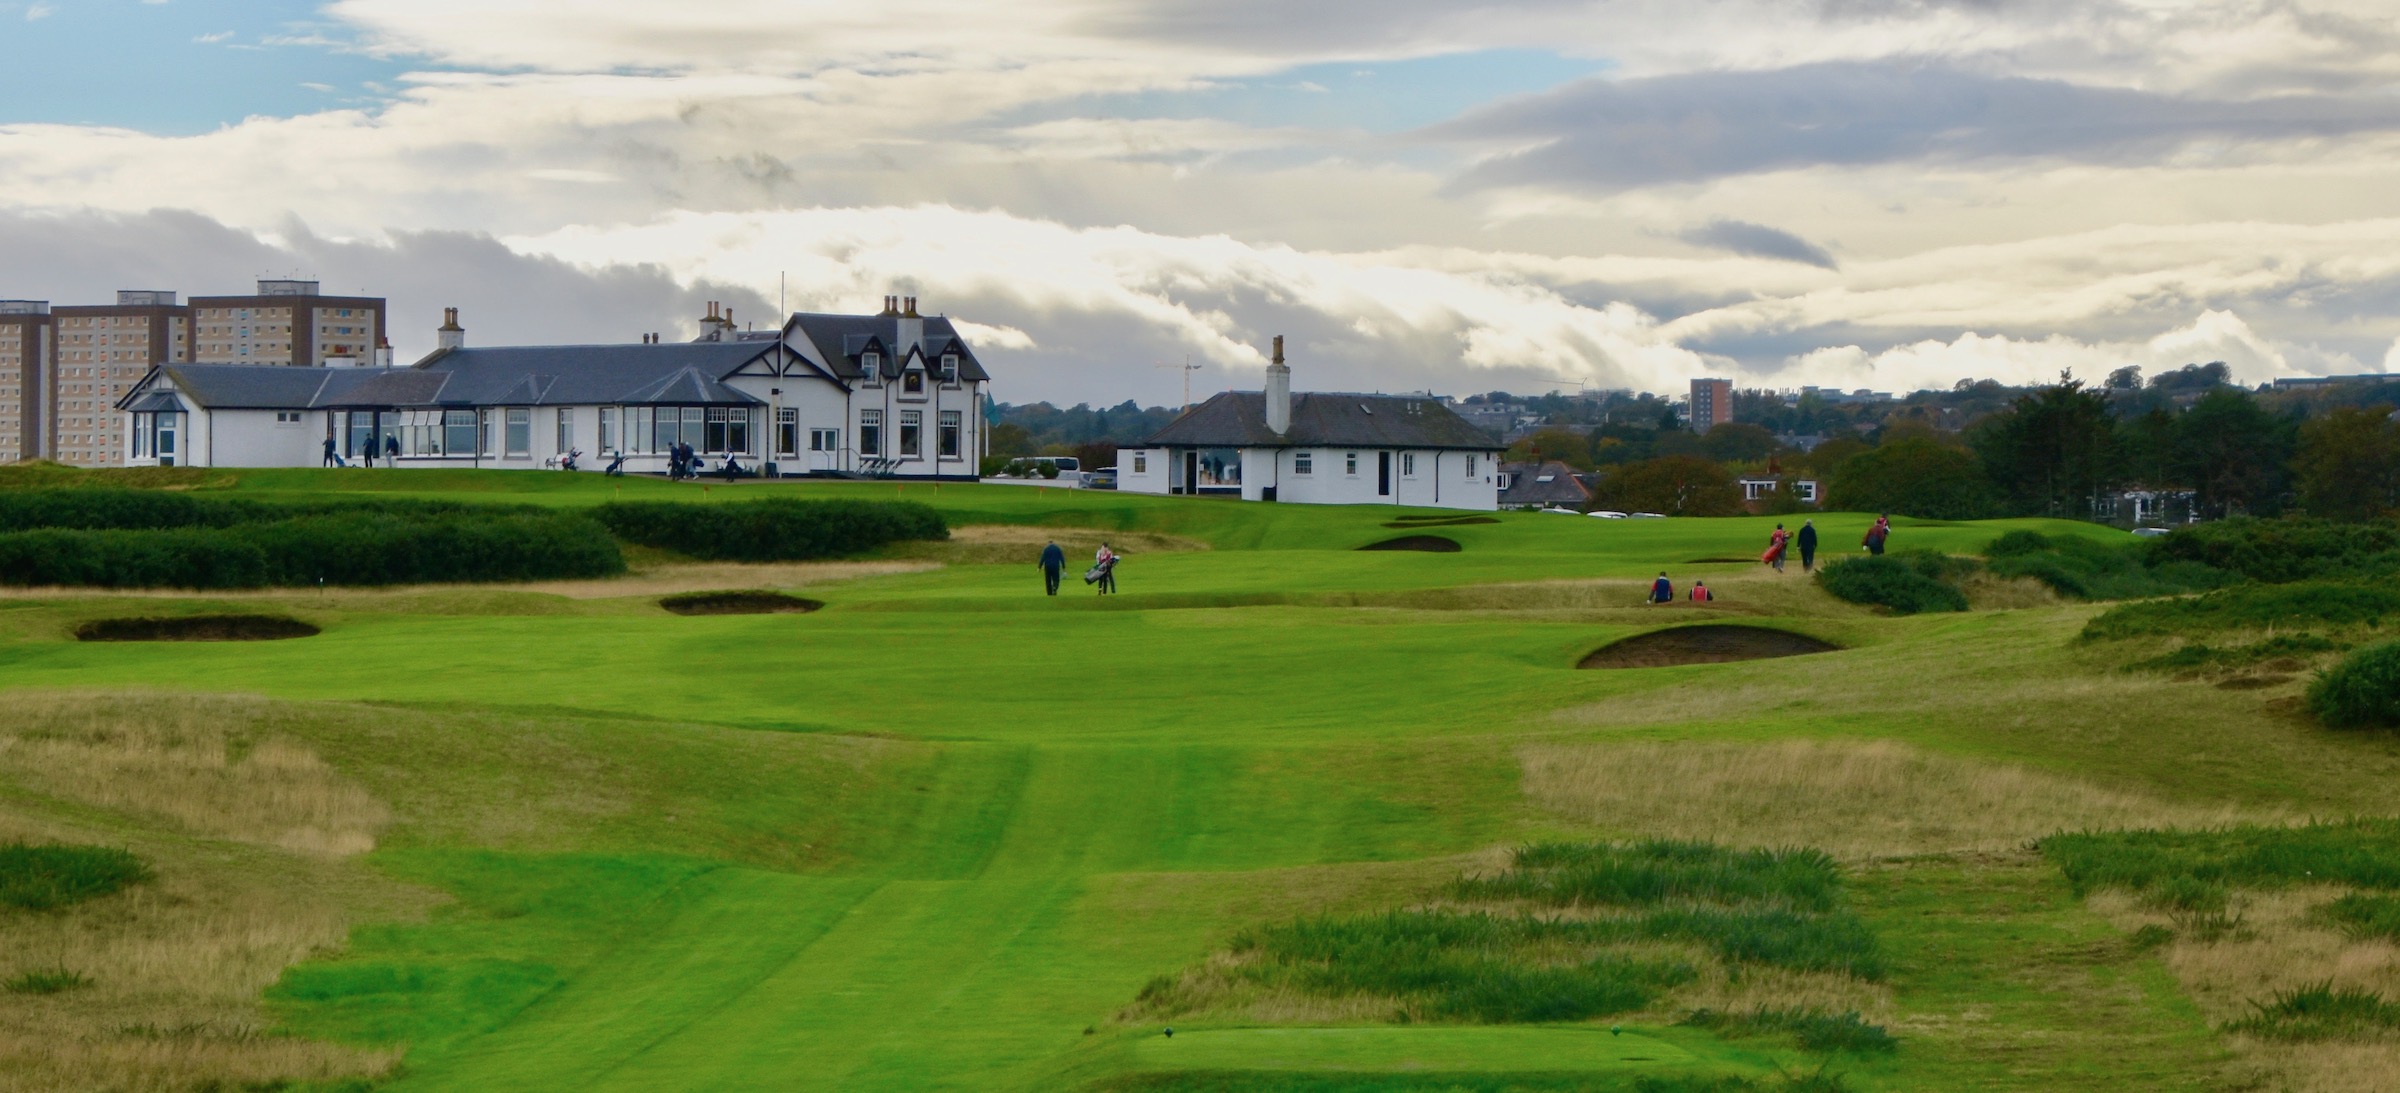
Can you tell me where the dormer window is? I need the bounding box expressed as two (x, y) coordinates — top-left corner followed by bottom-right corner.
(861, 351), (881, 383)
(940, 352), (958, 381)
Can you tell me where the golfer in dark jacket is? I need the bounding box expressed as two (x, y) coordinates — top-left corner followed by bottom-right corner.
(1797, 520), (1819, 572)
(1039, 541), (1065, 595)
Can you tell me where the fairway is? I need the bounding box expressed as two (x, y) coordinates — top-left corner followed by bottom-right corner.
(1, 472), (2392, 1092)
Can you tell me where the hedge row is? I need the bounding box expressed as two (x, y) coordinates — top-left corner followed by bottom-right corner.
(1816, 554), (1968, 615)
(0, 489), (488, 532)
(2145, 517), (2400, 584)
(0, 512), (624, 589)
(592, 498), (947, 562)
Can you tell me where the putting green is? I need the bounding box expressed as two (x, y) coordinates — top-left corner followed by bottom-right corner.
(1130, 1026), (1704, 1072)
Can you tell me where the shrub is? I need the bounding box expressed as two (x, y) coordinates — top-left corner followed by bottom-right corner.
(2082, 581), (2400, 641)
(0, 844), (151, 911)
(1816, 555), (1967, 615)
(2144, 517), (2400, 583)
(1984, 534), (2227, 601)
(0, 512), (622, 589)
(2308, 640), (2400, 729)
(593, 498), (947, 562)
(1458, 841), (1843, 913)
(1591, 456), (1743, 517)
(1234, 910), (1695, 1022)
(2318, 893), (2400, 943)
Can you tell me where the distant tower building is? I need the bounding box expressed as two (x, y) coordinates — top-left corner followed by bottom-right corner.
(50, 291), (191, 467)
(189, 279), (386, 366)
(1690, 377), (1732, 433)
(0, 300), (53, 463)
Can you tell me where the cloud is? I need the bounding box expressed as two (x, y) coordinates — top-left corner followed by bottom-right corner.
(24, 3), (53, 20)
(194, 30), (233, 43)
(1677, 219), (1838, 269)
(1441, 60), (2400, 192)
(1769, 310), (2317, 393)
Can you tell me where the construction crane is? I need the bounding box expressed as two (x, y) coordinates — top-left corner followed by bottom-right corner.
(1156, 357), (1203, 410)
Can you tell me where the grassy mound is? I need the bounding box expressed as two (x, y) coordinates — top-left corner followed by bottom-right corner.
(1815, 555), (1967, 615)
(658, 590), (825, 616)
(74, 614), (321, 642)
(0, 843), (151, 911)
(2306, 639), (2400, 728)
(1357, 535), (1462, 553)
(2041, 819), (2400, 895)
(1578, 626), (1840, 670)
(1982, 531), (2224, 600)
(2083, 582), (2400, 641)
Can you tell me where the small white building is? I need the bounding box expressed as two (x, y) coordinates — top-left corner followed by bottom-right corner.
(115, 296), (990, 478)
(1118, 338), (1502, 510)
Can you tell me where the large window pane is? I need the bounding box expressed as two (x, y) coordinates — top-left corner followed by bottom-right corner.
(728, 408), (750, 454)
(682, 407), (704, 450)
(938, 410), (961, 459)
(859, 410), (881, 456)
(776, 407), (797, 456)
(444, 410), (475, 455)
(600, 408), (616, 452)
(505, 408), (530, 457)
(899, 410), (921, 458)
(653, 407), (678, 451)
(705, 407), (729, 453)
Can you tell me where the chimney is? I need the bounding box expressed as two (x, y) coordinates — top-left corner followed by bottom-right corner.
(1264, 334), (1291, 435)
(437, 307), (465, 351)
(903, 296), (919, 318)
(698, 301), (736, 342)
(880, 295), (899, 316)
(374, 336), (393, 368)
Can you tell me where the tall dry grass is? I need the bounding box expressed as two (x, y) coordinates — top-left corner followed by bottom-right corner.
(2090, 887), (2400, 1093)
(0, 692), (387, 856)
(1522, 739), (2276, 859)
(0, 693), (412, 1092)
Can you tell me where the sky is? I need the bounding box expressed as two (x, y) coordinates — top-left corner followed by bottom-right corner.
(3, 0), (2399, 406)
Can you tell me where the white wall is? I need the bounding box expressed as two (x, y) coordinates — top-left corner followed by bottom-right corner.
(1120, 447), (1169, 495)
(1121, 445), (1499, 509)
(208, 409), (320, 467)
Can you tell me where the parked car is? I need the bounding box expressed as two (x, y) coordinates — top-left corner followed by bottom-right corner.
(2131, 526), (2171, 538)
(1627, 512), (1667, 519)
(1083, 468), (1118, 490)
(1588, 510), (1627, 519)
(1540, 506), (1580, 515)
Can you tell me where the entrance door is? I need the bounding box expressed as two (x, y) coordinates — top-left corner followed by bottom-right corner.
(155, 414), (178, 467)
(1377, 451), (1391, 497)
(1183, 451), (1199, 496)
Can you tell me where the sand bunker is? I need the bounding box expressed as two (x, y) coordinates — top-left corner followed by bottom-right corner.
(1358, 535), (1463, 553)
(75, 615), (320, 642)
(659, 590), (824, 616)
(1577, 624), (1840, 669)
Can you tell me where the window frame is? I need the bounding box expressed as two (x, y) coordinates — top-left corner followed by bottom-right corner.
(444, 410), (476, 456)
(504, 407), (531, 458)
(556, 407), (574, 452)
(859, 409), (882, 456)
(898, 409), (923, 458)
(937, 410), (962, 459)
(1293, 451), (1312, 476)
(1345, 452), (1359, 476)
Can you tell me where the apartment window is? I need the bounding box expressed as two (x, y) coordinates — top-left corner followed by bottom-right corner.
(809, 428), (838, 452)
(599, 407), (616, 451)
(444, 411), (476, 455)
(1345, 452), (1359, 476)
(1133, 452), (1147, 474)
(938, 410), (961, 459)
(776, 407), (798, 456)
(1402, 453), (1417, 477)
(903, 371), (924, 395)
(859, 410), (882, 455)
(899, 410), (922, 458)
(556, 407), (574, 452)
(1293, 451), (1312, 476)
(505, 408), (531, 457)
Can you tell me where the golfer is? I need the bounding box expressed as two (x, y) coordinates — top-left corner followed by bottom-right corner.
(1690, 580), (1713, 603)
(1864, 514), (1891, 556)
(1797, 519), (1819, 572)
(1038, 540), (1065, 596)
(1762, 523), (1790, 572)
(1648, 571), (1673, 604)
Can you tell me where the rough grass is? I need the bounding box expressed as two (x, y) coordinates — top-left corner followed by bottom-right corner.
(2042, 820), (2400, 896)
(2082, 581), (2400, 642)
(1521, 740), (2267, 859)
(2319, 893), (2400, 943)
(2229, 982), (2400, 1041)
(1679, 1007), (1896, 1055)
(0, 843), (151, 911)
(883, 524), (1208, 567)
(1091, 1071), (1851, 1092)
(1454, 842), (1844, 914)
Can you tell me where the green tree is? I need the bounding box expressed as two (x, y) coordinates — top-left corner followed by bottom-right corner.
(1700, 422), (1778, 464)
(1592, 455), (1742, 516)
(1506, 426), (1595, 470)
(1829, 438), (1998, 519)
(986, 422), (1033, 458)
(2294, 406), (2400, 521)
(1969, 377), (2119, 517)
(2169, 389), (2296, 518)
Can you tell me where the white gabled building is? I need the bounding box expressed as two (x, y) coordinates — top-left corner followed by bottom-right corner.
(115, 295), (991, 478)
(1118, 337), (1503, 510)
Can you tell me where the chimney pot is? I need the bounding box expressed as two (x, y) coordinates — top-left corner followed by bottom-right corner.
(904, 296), (919, 318)
(1272, 335), (1284, 365)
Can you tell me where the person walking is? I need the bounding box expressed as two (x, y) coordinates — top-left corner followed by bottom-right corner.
(1762, 523), (1790, 572)
(1039, 540), (1066, 596)
(1797, 519), (1819, 572)
(1093, 542), (1119, 595)
(1648, 571), (1673, 604)
(1690, 580), (1713, 602)
(384, 434), (401, 463)
(1864, 514), (1891, 556)
(322, 435), (343, 468)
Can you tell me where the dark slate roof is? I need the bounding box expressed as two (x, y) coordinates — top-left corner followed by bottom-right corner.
(1498, 461), (1593, 508)
(125, 390), (189, 414)
(786, 312), (992, 382)
(1141, 392), (1502, 451)
(138, 365), (346, 410)
(407, 342), (768, 406)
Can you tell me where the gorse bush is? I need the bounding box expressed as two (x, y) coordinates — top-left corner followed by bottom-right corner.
(0, 488), (490, 531)
(592, 498), (947, 561)
(2145, 517), (2400, 584)
(2307, 640), (2400, 729)
(1815, 554), (1967, 615)
(0, 512), (623, 588)
(1458, 841), (1843, 913)
(0, 843), (151, 912)
(2082, 581), (2400, 641)
(2040, 819), (2400, 895)
(1982, 531), (2227, 601)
